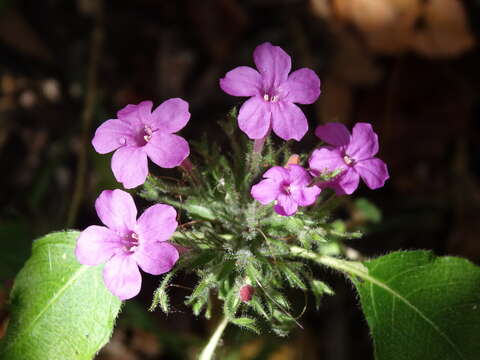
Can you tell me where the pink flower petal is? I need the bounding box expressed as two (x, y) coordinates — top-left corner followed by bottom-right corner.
(274, 193), (298, 216)
(75, 225), (122, 266)
(291, 185), (321, 207)
(253, 42), (291, 90)
(355, 158), (389, 190)
(117, 100), (153, 125)
(314, 123), (351, 147)
(136, 204), (178, 243)
(92, 119), (137, 154)
(95, 189), (137, 233)
(103, 253), (142, 300)
(287, 164), (311, 186)
(333, 168), (360, 195)
(263, 166), (289, 182)
(238, 97), (271, 139)
(111, 147), (149, 189)
(281, 68), (321, 104)
(220, 66), (262, 97)
(309, 147), (345, 175)
(251, 179), (281, 205)
(151, 98), (190, 134)
(145, 132), (190, 168)
(346, 123), (379, 160)
(134, 242), (179, 275)
(271, 101), (308, 141)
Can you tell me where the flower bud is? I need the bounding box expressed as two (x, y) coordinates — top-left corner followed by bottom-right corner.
(239, 285), (255, 302)
(285, 154), (300, 167)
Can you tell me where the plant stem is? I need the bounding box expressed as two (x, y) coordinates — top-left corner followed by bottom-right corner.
(289, 246), (368, 280)
(291, 246), (418, 300)
(199, 316), (229, 360)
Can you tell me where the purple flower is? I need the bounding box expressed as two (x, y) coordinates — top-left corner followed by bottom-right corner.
(220, 42), (321, 141)
(251, 165), (321, 216)
(309, 122), (389, 195)
(75, 189), (179, 300)
(92, 99), (190, 189)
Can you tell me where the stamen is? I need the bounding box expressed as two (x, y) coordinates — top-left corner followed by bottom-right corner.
(119, 137), (126, 145)
(263, 94), (279, 103)
(124, 232), (140, 253)
(343, 155), (354, 165)
(143, 126), (153, 142)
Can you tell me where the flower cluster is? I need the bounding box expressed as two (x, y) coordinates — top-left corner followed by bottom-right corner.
(77, 99), (191, 299)
(76, 42), (389, 301)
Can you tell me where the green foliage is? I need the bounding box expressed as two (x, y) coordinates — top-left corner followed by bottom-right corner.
(354, 251), (480, 360)
(150, 270), (176, 313)
(354, 198), (382, 223)
(140, 107), (361, 335)
(230, 317), (260, 334)
(0, 231), (121, 360)
(309, 279), (334, 309)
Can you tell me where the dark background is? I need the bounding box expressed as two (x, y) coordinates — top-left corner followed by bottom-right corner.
(1, 0), (479, 359)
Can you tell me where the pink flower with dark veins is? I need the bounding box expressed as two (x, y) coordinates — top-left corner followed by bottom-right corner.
(220, 42), (321, 141)
(92, 99), (190, 188)
(75, 189), (179, 300)
(309, 122), (389, 195)
(251, 165), (321, 216)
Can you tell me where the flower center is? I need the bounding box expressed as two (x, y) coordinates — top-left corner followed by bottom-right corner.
(282, 182), (296, 195)
(143, 126), (153, 142)
(124, 232), (140, 254)
(263, 93), (278, 103)
(343, 155), (354, 165)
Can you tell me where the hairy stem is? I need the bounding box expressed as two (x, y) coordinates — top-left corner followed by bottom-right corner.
(289, 246), (369, 280)
(199, 316), (229, 360)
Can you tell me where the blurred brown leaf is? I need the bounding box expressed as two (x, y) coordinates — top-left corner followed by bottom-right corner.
(334, 0), (420, 54)
(310, 0), (475, 57)
(412, 0), (475, 57)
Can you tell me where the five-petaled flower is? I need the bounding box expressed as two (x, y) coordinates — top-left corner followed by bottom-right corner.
(75, 189), (179, 300)
(251, 165), (321, 216)
(220, 42), (321, 141)
(92, 99), (190, 189)
(309, 122), (389, 195)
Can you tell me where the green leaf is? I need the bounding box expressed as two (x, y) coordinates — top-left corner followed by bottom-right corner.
(354, 198), (382, 223)
(184, 201), (216, 221)
(230, 317), (260, 334)
(223, 287), (240, 319)
(309, 279), (334, 309)
(150, 271), (176, 313)
(277, 262), (307, 290)
(355, 251), (480, 360)
(0, 231), (122, 360)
